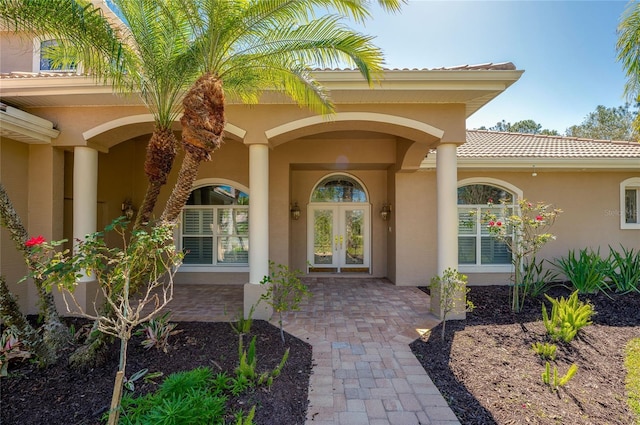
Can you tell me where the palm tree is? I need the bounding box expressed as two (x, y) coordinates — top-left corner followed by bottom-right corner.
(0, 0), (196, 227)
(617, 2), (640, 134)
(160, 0), (404, 222)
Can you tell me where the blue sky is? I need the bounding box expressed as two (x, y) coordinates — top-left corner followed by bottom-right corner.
(352, 0), (630, 133)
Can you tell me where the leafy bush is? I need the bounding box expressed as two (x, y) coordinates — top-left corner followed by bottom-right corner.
(136, 312), (181, 353)
(542, 291), (594, 343)
(119, 367), (230, 425)
(522, 257), (560, 298)
(532, 342), (557, 360)
(430, 268), (474, 340)
(235, 335), (289, 391)
(260, 262), (310, 343)
(541, 362), (578, 391)
(0, 329), (31, 376)
(483, 199), (562, 312)
(553, 248), (610, 294)
(603, 245), (640, 294)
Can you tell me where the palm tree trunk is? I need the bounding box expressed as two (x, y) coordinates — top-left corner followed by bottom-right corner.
(135, 127), (178, 228)
(161, 73), (225, 223)
(0, 184), (70, 355)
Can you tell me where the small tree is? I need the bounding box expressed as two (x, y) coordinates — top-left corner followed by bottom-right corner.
(260, 262), (310, 343)
(483, 199), (562, 312)
(28, 220), (183, 425)
(430, 268), (473, 340)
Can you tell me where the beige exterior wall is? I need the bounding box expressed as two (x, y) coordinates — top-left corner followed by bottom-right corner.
(0, 32), (34, 73)
(0, 138), (31, 312)
(458, 170), (640, 285)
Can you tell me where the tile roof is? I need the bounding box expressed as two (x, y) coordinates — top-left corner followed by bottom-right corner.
(0, 62), (518, 79)
(463, 130), (640, 158)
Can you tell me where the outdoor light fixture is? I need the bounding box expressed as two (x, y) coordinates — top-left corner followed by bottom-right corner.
(121, 198), (135, 220)
(290, 202), (301, 220)
(531, 165), (538, 177)
(380, 203), (392, 221)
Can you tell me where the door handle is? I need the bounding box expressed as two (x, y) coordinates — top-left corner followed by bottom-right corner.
(339, 235), (344, 249)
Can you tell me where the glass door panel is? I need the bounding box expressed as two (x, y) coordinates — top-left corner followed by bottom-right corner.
(308, 205), (370, 272)
(312, 208), (335, 266)
(344, 209), (364, 265)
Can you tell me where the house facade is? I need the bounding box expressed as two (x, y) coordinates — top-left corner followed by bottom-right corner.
(2, 31), (639, 319)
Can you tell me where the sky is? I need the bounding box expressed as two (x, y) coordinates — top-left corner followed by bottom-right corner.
(351, 0), (630, 133)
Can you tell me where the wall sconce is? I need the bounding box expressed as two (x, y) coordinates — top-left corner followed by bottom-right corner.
(121, 198), (135, 220)
(531, 165), (537, 177)
(380, 203), (392, 221)
(290, 202), (301, 220)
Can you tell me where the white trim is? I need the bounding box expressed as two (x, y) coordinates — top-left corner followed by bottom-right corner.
(457, 178), (521, 270)
(457, 177), (523, 200)
(459, 265), (513, 273)
(308, 172), (370, 204)
(32, 37), (80, 73)
(621, 177), (640, 230)
(176, 179), (251, 272)
(191, 178), (250, 196)
(83, 114), (247, 142)
(266, 112), (444, 147)
(422, 156), (640, 170)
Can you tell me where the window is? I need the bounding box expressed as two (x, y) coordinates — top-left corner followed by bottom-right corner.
(181, 184), (249, 266)
(34, 39), (77, 72)
(311, 174), (367, 203)
(457, 183), (516, 272)
(621, 177), (640, 229)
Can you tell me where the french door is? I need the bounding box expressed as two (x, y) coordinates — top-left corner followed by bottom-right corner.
(307, 204), (370, 272)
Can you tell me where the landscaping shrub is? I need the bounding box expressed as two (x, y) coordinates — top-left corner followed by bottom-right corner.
(522, 256), (560, 298)
(604, 245), (640, 294)
(119, 367), (230, 425)
(542, 291), (594, 343)
(553, 248), (610, 294)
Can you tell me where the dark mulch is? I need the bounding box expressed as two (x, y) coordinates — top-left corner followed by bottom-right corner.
(411, 285), (640, 425)
(1, 320), (312, 425)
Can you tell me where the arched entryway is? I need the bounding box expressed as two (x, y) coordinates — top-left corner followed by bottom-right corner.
(307, 173), (371, 273)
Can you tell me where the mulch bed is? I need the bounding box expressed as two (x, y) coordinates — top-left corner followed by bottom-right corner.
(411, 285), (640, 425)
(1, 320), (312, 425)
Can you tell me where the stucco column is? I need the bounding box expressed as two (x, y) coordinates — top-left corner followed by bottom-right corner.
(72, 146), (99, 313)
(433, 142), (465, 320)
(245, 143), (272, 320)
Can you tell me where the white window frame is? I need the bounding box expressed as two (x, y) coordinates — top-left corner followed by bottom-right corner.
(620, 177), (640, 230)
(32, 37), (80, 73)
(178, 179), (250, 272)
(457, 178), (523, 273)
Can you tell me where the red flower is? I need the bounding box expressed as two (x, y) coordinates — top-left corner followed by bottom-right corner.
(535, 215), (543, 221)
(25, 235), (46, 247)
(488, 221), (495, 227)
(496, 221), (503, 226)
(527, 202), (532, 208)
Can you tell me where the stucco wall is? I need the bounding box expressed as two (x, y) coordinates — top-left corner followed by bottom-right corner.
(0, 32), (34, 73)
(394, 171), (438, 286)
(458, 170), (640, 285)
(0, 138), (31, 312)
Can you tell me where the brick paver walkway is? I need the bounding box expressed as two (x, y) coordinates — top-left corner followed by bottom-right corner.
(168, 278), (460, 425)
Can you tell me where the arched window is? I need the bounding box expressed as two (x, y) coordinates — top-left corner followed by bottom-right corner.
(311, 174), (367, 203)
(457, 180), (519, 272)
(181, 184), (249, 266)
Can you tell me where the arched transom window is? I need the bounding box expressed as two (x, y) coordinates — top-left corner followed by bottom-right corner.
(457, 183), (516, 271)
(181, 184), (249, 266)
(311, 174), (367, 203)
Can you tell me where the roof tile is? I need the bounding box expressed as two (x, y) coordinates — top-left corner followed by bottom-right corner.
(463, 130), (640, 158)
